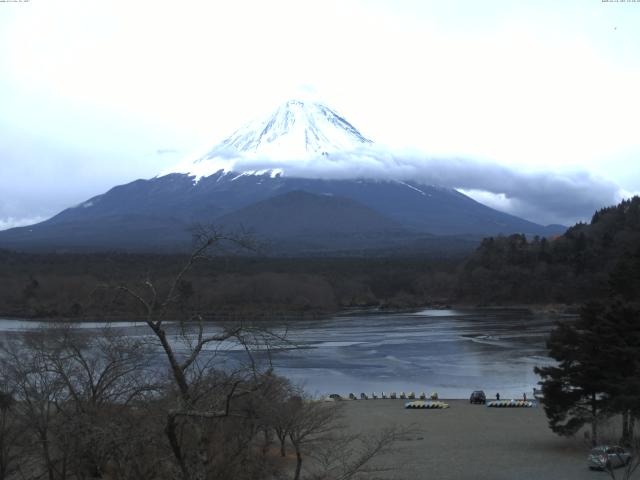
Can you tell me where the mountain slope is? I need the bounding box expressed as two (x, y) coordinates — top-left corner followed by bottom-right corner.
(216, 190), (402, 237)
(0, 214), (190, 252)
(0, 172), (564, 252)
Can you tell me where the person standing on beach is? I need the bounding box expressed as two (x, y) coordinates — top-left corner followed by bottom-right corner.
(523, 392), (527, 401)
(496, 393), (500, 400)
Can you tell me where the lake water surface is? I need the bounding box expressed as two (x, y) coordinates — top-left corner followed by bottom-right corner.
(0, 308), (568, 399)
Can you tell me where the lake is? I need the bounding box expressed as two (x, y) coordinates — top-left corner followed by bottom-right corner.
(0, 308), (567, 399)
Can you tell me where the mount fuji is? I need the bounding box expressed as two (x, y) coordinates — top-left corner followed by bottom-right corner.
(0, 99), (565, 253)
(207, 99), (372, 158)
(166, 99), (373, 180)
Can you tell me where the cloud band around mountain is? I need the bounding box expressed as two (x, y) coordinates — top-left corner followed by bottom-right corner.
(216, 146), (624, 226)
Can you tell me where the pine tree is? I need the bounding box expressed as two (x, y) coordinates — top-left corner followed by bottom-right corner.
(536, 300), (640, 446)
(598, 301), (640, 445)
(535, 302), (612, 445)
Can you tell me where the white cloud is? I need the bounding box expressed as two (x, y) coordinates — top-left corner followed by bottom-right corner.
(171, 144), (624, 226)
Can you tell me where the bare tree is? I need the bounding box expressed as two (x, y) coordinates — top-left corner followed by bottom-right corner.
(44, 325), (156, 409)
(1, 339), (70, 480)
(287, 398), (343, 480)
(279, 395), (409, 480)
(0, 324), (161, 480)
(44, 325), (158, 478)
(0, 390), (22, 480)
(112, 226), (288, 480)
(259, 376), (300, 457)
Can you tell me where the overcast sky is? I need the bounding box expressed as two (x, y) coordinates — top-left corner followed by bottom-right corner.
(1, 0), (639, 229)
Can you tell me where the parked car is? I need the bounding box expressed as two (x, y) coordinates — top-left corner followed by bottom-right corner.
(588, 445), (632, 470)
(469, 390), (486, 404)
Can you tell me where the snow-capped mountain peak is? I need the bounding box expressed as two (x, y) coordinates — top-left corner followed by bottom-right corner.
(163, 99), (373, 179)
(209, 99), (372, 159)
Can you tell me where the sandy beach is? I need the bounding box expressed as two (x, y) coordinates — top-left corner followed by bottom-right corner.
(338, 399), (600, 480)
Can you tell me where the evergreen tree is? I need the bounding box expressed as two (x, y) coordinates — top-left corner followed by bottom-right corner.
(609, 247), (640, 303)
(535, 302), (612, 444)
(536, 300), (640, 446)
(598, 301), (640, 444)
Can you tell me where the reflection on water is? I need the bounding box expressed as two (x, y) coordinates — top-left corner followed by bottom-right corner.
(0, 309), (571, 399)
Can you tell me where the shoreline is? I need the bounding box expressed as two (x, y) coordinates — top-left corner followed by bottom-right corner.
(0, 302), (577, 323)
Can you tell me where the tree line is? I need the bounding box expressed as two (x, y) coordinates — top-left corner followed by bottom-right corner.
(0, 251), (459, 320)
(459, 196), (640, 304)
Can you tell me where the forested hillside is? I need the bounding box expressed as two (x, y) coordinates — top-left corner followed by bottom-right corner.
(458, 196), (640, 304)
